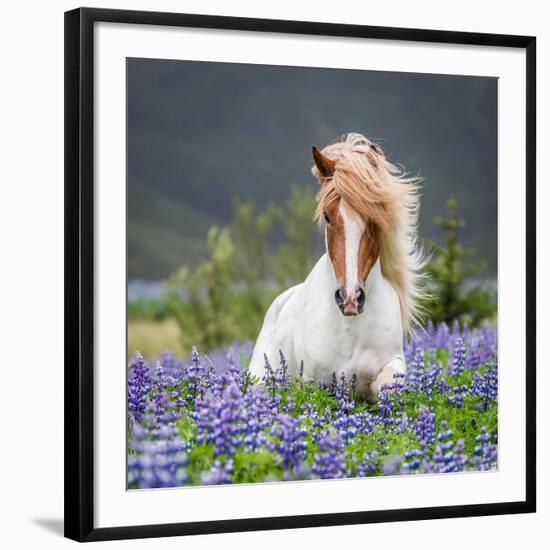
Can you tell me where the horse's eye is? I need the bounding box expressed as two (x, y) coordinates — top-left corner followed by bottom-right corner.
(324, 213), (330, 224)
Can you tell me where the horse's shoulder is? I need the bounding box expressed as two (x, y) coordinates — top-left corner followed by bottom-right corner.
(270, 283), (302, 315)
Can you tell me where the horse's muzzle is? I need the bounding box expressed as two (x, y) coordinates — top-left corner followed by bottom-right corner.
(335, 287), (365, 316)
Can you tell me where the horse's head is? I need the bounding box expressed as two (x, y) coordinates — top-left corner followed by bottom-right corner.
(319, 191), (380, 316)
(312, 134), (396, 317)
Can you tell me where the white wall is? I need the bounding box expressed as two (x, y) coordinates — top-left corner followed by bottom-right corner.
(0, 0), (546, 548)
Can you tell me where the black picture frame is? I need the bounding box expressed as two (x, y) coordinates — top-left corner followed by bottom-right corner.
(65, 7), (537, 543)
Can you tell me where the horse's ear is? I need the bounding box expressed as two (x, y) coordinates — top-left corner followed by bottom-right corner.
(312, 146), (336, 179)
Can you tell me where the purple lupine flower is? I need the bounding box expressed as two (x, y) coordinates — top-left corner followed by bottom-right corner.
(128, 352), (152, 424)
(329, 372), (338, 395)
(454, 324), (497, 368)
(283, 461), (312, 481)
(471, 427), (498, 470)
(335, 372), (347, 401)
(152, 362), (168, 392)
(128, 421), (187, 488)
(448, 338), (466, 376)
(434, 322), (451, 350)
(240, 388), (273, 451)
(262, 353), (277, 397)
(392, 371), (406, 390)
(451, 319), (461, 338)
(148, 392), (179, 426)
(383, 455), (402, 476)
(402, 448), (424, 473)
(470, 364), (498, 410)
(159, 351), (185, 379)
(269, 414), (308, 471)
(406, 349), (425, 392)
(359, 451), (378, 477)
(333, 398), (366, 444)
(275, 350), (290, 390)
(451, 438), (469, 472)
(205, 341), (254, 374)
(376, 374), (404, 428)
(184, 347), (211, 400)
(208, 346), (251, 395)
(200, 460), (234, 485)
(447, 384), (468, 408)
(413, 406), (436, 446)
(352, 411), (377, 438)
(195, 381), (278, 457)
(428, 422), (468, 473)
(350, 451), (378, 477)
(312, 429), (347, 479)
(301, 403), (333, 444)
(195, 383), (246, 456)
(397, 413), (409, 433)
(467, 349), (481, 370)
(423, 362), (442, 398)
(437, 376), (450, 397)
(377, 385), (395, 425)
(127, 323), (498, 487)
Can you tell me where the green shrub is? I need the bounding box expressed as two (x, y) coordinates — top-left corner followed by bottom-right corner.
(164, 226), (240, 352)
(423, 198), (496, 327)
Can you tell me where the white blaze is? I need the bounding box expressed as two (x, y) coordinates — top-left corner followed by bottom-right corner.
(341, 204), (365, 294)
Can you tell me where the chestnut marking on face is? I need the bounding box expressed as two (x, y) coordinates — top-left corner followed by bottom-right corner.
(325, 199), (380, 316)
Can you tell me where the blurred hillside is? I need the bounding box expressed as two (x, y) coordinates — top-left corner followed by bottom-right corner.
(128, 59), (497, 280)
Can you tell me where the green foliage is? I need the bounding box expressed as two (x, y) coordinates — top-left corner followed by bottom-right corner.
(232, 199), (275, 288)
(164, 226), (240, 352)
(185, 444), (216, 485)
(162, 186), (317, 354)
(230, 184), (318, 292)
(424, 198), (496, 327)
(230, 200), (279, 337)
(271, 185), (318, 288)
(127, 298), (167, 321)
(232, 448), (282, 483)
(287, 382), (338, 418)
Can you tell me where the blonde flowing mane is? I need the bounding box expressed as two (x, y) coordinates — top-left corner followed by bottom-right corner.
(312, 132), (427, 335)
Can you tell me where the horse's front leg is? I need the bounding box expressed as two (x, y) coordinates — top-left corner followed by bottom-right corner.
(368, 357), (406, 402)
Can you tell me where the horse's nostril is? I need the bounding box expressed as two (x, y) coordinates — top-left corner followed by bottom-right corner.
(335, 288), (346, 310)
(357, 288), (366, 309)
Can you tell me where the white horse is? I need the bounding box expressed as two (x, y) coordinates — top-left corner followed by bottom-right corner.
(249, 133), (426, 401)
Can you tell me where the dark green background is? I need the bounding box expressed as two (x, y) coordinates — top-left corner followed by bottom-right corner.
(128, 58), (497, 280)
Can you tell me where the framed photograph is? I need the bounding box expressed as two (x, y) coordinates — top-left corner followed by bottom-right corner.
(65, 7), (536, 542)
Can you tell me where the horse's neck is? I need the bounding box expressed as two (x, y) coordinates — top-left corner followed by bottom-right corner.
(311, 253), (401, 354)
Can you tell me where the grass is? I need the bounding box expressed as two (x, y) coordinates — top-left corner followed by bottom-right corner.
(127, 318), (184, 357)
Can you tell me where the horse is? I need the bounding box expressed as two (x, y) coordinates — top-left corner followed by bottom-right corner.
(248, 133), (426, 402)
